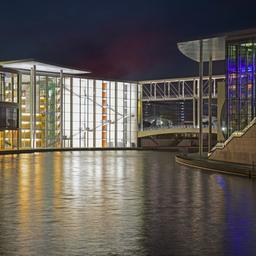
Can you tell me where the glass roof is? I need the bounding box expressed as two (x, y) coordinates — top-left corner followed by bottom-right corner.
(0, 59), (90, 74)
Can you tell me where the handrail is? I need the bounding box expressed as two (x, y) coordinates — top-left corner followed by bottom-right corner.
(142, 124), (217, 131)
(210, 118), (256, 154)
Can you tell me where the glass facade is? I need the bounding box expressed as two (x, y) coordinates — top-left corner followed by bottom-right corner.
(20, 74), (62, 149)
(0, 70), (19, 149)
(143, 101), (193, 128)
(227, 39), (256, 136)
(142, 100), (217, 130)
(62, 78), (137, 148)
(0, 67), (138, 151)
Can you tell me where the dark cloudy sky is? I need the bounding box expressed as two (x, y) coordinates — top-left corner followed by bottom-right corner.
(1, 0), (256, 80)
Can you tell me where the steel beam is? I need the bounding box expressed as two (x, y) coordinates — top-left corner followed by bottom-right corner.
(141, 76), (224, 102)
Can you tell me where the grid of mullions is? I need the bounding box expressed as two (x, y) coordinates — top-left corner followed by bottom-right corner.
(0, 70), (138, 150)
(0, 71), (18, 150)
(63, 78), (138, 148)
(227, 40), (256, 136)
(20, 74), (61, 149)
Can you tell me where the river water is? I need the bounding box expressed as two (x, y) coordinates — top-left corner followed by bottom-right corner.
(0, 151), (256, 256)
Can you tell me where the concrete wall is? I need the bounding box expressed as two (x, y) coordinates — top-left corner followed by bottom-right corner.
(209, 122), (256, 165)
(217, 81), (226, 142)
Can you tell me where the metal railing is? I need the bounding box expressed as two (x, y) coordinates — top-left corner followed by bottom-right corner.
(142, 124), (216, 131)
(210, 117), (256, 153)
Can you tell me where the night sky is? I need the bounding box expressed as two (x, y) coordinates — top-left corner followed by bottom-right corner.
(1, 0), (256, 80)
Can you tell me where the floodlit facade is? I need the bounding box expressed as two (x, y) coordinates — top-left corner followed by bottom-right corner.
(178, 28), (256, 140)
(177, 28), (256, 164)
(0, 60), (138, 151)
(226, 33), (256, 137)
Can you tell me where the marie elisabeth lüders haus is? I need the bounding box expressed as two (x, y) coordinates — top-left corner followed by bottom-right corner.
(178, 28), (256, 164)
(0, 60), (138, 151)
(1, 28), (256, 161)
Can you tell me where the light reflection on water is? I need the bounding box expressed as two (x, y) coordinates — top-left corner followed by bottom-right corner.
(0, 151), (256, 256)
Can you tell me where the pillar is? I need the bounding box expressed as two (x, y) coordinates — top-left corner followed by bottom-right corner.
(60, 70), (64, 148)
(102, 82), (107, 148)
(70, 77), (73, 148)
(114, 82), (118, 147)
(93, 80), (96, 148)
(199, 40), (203, 156)
(31, 65), (37, 149)
(208, 54), (213, 152)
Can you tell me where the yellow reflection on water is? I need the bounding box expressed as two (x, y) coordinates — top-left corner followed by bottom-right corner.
(17, 155), (33, 255)
(53, 152), (63, 207)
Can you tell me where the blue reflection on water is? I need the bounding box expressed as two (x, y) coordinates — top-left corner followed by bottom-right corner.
(215, 174), (255, 256)
(216, 175), (226, 190)
(0, 152), (256, 255)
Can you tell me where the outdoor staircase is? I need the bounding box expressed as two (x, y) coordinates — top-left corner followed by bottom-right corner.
(209, 118), (256, 165)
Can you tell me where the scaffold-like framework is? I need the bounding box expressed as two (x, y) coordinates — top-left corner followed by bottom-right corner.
(140, 75), (225, 101)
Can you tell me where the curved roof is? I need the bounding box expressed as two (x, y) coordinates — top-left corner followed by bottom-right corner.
(177, 36), (226, 62)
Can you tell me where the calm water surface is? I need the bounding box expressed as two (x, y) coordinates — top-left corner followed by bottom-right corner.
(0, 151), (256, 256)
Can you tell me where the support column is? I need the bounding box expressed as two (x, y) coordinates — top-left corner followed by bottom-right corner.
(140, 84), (143, 131)
(79, 78), (82, 148)
(182, 81), (185, 98)
(197, 79), (200, 128)
(199, 40), (204, 156)
(86, 79), (89, 147)
(123, 83), (128, 148)
(31, 65), (37, 149)
(93, 80), (96, 148)
(114, 82), (118, 147)
(83, 80), (86, 148)
(11, 76), (14, 149)
(3, 75), (5, 102)
(102, 82), (107, 148)
(129, 83), (132, 147)
(45, 76), (49, 148)
(213, 79), (216, 97)
(137, 83), (142, 147)
(60, 70), (64, 148)
(70, 77), (73, 148)
(0, 74), (3, 102)
(108, 82), (111, 145)
(193, 79), (196, 128)
(208, 54), (213, 152)
(17, 73), (22, 149)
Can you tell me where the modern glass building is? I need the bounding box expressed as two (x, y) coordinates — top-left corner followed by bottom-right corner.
(177, 28), (256, 142)
(226, 31), (256, 136)
(0, 60), (138, 151)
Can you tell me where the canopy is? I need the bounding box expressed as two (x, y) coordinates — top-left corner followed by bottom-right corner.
(0, 59), (90, 74)
(177, 36), (226, 62)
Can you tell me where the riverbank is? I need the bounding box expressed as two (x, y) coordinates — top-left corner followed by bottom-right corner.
(176, 153), (255, 178)
(0, 146), (181, 155)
